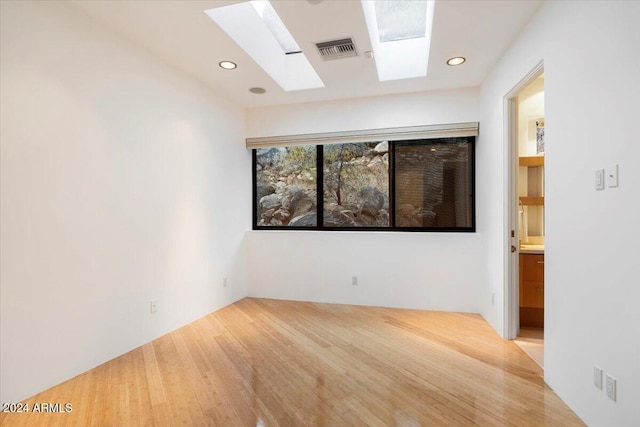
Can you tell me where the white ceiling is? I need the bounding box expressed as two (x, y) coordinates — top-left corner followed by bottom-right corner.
(71, 0), (541, 108)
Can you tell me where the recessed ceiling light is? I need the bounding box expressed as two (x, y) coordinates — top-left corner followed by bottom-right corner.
(219, 61), (237, 70)
(446, 56), (466, 66)
(249, 87), (266, 94)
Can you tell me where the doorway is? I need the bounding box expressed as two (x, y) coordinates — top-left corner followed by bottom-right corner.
(505, 63), (545, 369)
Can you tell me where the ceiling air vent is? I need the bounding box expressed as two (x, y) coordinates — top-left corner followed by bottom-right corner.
(315, 38), (358, 60)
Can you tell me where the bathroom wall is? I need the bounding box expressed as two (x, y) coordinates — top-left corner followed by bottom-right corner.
(518, 77), (545, 238)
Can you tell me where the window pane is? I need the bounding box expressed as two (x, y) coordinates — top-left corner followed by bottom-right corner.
(255, 146), (317, 227)
(323, 142), (389, 227)
(395, 139), (472, 228)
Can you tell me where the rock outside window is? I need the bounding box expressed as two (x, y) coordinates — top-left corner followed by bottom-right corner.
(253, 137), (475, 232)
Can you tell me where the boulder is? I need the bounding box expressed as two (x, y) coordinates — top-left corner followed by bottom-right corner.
(289, 213), (317, 227)
(374, 141), (388, 154)
(324, 211), (356, 227)
(286, 185), (315, 218)
(259, 193), (282, 211)
(256, 182), (274, 201)
(360, 186), (386, 217)
(256, 147), (287, 168)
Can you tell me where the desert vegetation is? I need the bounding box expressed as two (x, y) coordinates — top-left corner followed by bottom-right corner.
(255, 141), (389, 227)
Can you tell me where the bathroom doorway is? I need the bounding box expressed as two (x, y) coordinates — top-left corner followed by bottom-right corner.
(505, 63), (545, 369)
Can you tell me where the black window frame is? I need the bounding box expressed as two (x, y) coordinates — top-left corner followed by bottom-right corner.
(252, 136), (476, 232)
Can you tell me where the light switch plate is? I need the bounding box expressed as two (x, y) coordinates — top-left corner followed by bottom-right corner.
(606, 164), (619, 188)
(594, 365), (603, 389)
(595, 169), (605, 190)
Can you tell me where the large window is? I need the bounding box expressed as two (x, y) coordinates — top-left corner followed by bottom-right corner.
(394, 139), (473, 229)
(255, 146), (317, 227)
(323, 142), (389, 227)
(253, 136), (475, 232)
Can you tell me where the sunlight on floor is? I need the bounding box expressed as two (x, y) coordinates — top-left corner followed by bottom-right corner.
(515, 327), (544, 368)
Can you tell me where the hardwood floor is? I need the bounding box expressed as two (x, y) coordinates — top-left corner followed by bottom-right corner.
(1, 298), (584, 426)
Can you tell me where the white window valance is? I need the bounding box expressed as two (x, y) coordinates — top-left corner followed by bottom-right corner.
(246, 122), (479, 149)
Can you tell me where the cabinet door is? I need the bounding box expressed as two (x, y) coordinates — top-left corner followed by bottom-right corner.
(520, 254), (544, 308)
(519, 254), (524, 306)
(523, 254), (544, 282)
(522, 281), (544, 308)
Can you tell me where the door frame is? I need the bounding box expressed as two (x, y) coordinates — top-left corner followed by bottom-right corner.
(504, 61), (544, 340)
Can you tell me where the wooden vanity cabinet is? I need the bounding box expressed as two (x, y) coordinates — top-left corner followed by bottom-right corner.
(520, 253), (544, 328)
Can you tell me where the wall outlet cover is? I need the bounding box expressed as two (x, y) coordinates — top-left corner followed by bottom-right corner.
(606, 164), (619, 188)
(606, 374), (616, 401)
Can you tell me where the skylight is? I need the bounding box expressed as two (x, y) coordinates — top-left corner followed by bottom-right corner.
(251, 0), (301, 54)
(374, 1), (428, 42)
(361, 0), (435, 81)
(205, 1), (324, 92)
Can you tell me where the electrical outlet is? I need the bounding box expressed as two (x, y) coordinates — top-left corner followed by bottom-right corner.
(150, 299), (159, 314)
(593, 365), (603, 389)
(223, 277), (228, 288)
(606, 374), (616, 401)
(352, 276), (358, 286)
(606, 164), (619, 188)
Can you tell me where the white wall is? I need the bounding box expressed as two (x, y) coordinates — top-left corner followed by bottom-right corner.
(246, 89), (483, 313)
(247, 231), (482, 312)
(0, 1), (250, 403)
(247, 88), (480, 137)
(479, 1), (640, 425)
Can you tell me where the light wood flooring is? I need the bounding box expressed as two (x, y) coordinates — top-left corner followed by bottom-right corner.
(1, 298), (584, 426)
